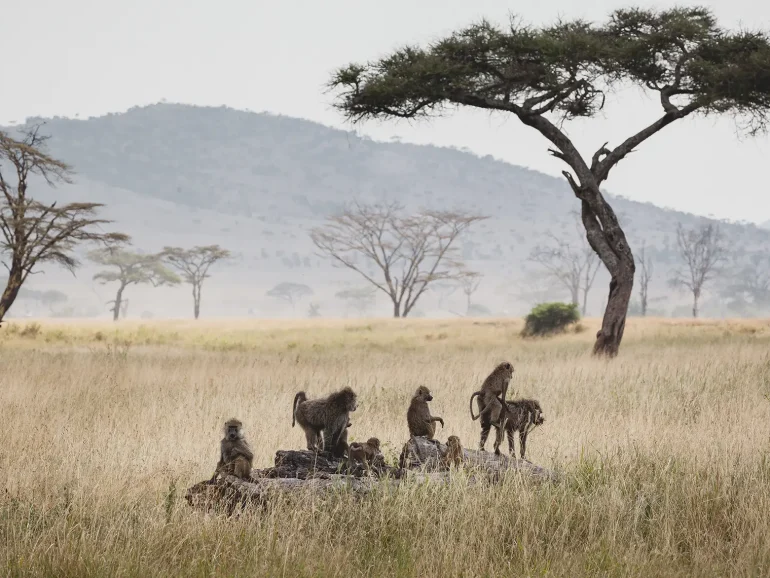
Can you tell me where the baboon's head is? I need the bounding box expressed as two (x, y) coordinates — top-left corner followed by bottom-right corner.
(415, 385), (432, 402)
(495, 361), (514, 381)
(340, 387), (358, 412)
(366, 437), (381, 450)
(527, 400), (545, 425)
(224, 418), (243, 440)
(447, 435), (461, 448)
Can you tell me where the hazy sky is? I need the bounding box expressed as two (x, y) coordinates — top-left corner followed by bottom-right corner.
(4, 0), (770, 224)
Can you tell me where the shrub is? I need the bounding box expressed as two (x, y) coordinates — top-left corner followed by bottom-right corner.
(521, 302), (580, 337)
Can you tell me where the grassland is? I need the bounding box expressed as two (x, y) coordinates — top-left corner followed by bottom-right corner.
(2, 316), (770, 577)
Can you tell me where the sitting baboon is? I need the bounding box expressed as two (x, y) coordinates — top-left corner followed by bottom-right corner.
(209, 418), (253, 482)
(407, 386), (444, 440)
(443, 435), (464, 468)
(348, 437), (381, 466)
(292, 387), (358, 454)
(469, 361), (514, 451)
(490, 399), (545, 458)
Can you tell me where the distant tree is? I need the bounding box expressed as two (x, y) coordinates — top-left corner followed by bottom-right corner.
(89, 247), (179, 321)
(0, 125), (128, 326)
(335, 286), (377, 316)
(669, 223), (726, 318)
(308, 302), (321, 318)
(311, 202), (485, 318)
(40, 289), (68, 314)
(719, 254), (770, 316)
(430, 282), (460, 310)
(266, 282), (313, 311)
(460, 271), (483, 315)
(162, 245), (231, 319)
(330, 7), (770, 355)
(529, 232), (601, 315)
(636, 241), (654, 317)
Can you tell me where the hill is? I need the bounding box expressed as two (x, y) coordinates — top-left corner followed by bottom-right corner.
(4, 103), (769, 319)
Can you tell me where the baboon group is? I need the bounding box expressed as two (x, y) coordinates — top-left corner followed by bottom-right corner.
(209, 361), (545, 482)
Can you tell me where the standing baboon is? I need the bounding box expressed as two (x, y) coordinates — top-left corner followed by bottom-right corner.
(469, 361), (514, 451)
(498, 399), (545, 459)
(444, 435), (464, 468)
(348, 437), (381, 466)
(292, 387), (358, 453)
(209, 418), (253, 482)
(331, 421), (352, 459)
(407, 386), (444, 440)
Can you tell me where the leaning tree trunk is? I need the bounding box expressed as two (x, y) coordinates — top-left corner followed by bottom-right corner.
(0, 264), (24, 326)
(112, 284), (126, 321)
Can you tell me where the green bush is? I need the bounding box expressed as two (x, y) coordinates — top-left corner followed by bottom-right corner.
(521, 302), (580, 337)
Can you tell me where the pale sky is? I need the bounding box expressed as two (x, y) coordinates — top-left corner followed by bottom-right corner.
(3, 0), (770, 224)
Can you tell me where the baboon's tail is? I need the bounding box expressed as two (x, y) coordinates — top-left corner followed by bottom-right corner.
(469, 391), (482, 420)
(292, 392), (306, 427)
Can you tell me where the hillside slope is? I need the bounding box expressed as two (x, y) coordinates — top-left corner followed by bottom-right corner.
(4, 103), (768, 319)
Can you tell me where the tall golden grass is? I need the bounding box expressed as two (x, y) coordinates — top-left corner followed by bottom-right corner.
(2, 317), (770, 577)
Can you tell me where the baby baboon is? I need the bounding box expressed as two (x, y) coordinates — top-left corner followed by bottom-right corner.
(292, 387), (358, 454)
(348, 437), (381, 466)
(469, 361), (514, 451)
(443, 435), (464, 468)
(209, 418), (253, 483)
(407, 386), (444, 440)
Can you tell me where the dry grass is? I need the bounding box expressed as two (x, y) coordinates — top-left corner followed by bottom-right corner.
(2, 317), (770, 577)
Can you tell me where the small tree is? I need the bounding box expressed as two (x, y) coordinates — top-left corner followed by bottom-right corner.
(521, 302), (581, 337)
(719, 253), (770, 316)
(669, 223), (725, 318)
(529, 232), (601, 315)
(162, 245), (231, 319)
(430, 282), (460, 310)
(329, 7), (770, 355)
(0, 125), (129, 326)
(311, 202), (485, 318)
(89, 247), (179, 321)
(335, 286), (377, 316)
(266, 282), (313, 311)
(460, 271), (483, 315)
(636, 241), (654, 317)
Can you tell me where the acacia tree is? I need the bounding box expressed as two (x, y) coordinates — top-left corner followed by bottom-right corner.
(311, 202), (485, 318)
(720, 254), (770, 316)
(329, 7), (770, 355)
(162, 245), (231, 319)
(460, 271), (483, 315)
(266, 282), (313, 311)
(636, 241), (654, 316)
(89, 247), (179, 321)
(335, 286), (377, 316)
(0, 126), (128, 326)
(529, 233), (601, 315)
(669, 222), (725, 318)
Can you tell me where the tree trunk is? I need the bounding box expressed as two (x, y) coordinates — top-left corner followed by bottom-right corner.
(0, 265), (24, 326)
(393, 300), (401, 318)
(693, 292), (699, 319)
(570, 286), (579, 307)
(193, 283), (201, 320)
(593, 264), (633, 356)
(112, 284), (125, 321)
(581, 287), (588, 316)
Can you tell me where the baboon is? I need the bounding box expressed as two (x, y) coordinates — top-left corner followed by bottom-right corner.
(292, 387), (358, 453)
(407, 386), (444, 440)
(469, 361), (514, 451)
(443, 435), (464, 468)
(209, 418), (253, 483)
(348, 437), (381, 466)
(488, 399), (545, 458)
(331, 421), (352, 459)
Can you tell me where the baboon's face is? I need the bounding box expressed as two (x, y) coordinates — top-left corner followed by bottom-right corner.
(367, 438), (381, 450)
(447, 436), (460, 447)
(225, 419), (243, 440)
(531, 403), (544, 425)
(499, 362), (514, 380)
(417, 386), (432, 402)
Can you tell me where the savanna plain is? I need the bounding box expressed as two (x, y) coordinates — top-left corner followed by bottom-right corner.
(2, 317), (770, 577)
